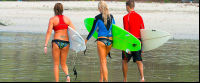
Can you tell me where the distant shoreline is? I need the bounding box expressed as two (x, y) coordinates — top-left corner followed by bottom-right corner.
(0, 1), (199, 12)
(0, 2), (199, 40)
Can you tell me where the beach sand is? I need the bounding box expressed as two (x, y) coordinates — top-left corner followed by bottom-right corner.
(0, 1), (199, 82)
(0, 1), (199, 39)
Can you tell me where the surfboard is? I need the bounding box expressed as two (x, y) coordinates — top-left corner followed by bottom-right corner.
(140, 29), (172, 51)
(68, 26), (86, 53)
(84, 18), (141, 51)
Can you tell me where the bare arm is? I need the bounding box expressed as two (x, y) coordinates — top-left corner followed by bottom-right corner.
(45, 18), (53, 46)
(68, 19), (76, 31)
(65, 16), (76, 31)
(44, 18), (53, 54)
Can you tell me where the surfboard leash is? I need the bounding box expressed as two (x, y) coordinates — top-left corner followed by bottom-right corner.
(73, 52), (77, 81)
(73, 65), (77, 81)
(72, 51), (91, 81)
(84, 46), (87, 56)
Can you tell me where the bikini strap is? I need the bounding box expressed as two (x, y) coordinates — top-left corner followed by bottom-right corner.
(57, 15), (65, 24)
(94, 39), (98, 43)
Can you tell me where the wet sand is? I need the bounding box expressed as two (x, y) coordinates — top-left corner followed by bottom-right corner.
(0, 1), (199, 82)
(0, 31), (199, 82)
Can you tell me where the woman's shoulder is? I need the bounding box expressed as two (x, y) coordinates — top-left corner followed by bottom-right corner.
(62, 15), (69, 19)
(50, 16), (57, 19)
(95, 13), (102, 18)
(110, 14), (113, 16)
(50, 15), (61, 20)
(49, 16), (57, 22)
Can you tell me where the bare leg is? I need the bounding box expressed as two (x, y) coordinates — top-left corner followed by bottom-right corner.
(136, 61), (145, 82)
(100, 61), (108, 82)
(60, 45), (70, 82)
(97, 41), (108, 82)
(52, 43), (61, 82)
(99, 62), (104, 82)
(122, 59), (128, 82)
(105, 44), (112, 58)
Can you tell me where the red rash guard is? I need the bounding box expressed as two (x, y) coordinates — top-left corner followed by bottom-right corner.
(123, 11), (145, 39)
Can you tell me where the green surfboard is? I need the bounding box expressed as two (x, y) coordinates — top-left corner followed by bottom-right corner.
(84, 18), (141, 51)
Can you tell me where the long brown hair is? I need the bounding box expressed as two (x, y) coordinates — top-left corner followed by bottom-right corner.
(98, 1), (110, 25)
(54, 3), (63, 15)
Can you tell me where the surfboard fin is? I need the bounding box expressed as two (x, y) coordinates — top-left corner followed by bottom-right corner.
(132, 43), (137, 47)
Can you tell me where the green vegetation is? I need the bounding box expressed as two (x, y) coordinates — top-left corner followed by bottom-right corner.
(120, 1), (126, 2)
(82, 0), (95, 1)
(0, 0), (16, 1)
(147, 1), (151, 3)
(164, 0), (171, 3)
(0, 0), (40, 2)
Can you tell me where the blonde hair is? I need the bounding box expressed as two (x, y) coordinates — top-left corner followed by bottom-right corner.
(98, 1), (110, 25)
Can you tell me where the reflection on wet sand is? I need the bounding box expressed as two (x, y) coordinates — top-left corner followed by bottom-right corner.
(0, 31), (199, 82)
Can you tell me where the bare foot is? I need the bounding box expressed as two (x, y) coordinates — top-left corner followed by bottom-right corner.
(140, 78), (145, 82)
(99, 76), (103, 82)
(123, 79), (127, 82)
(99, 80), (103, 82)
(99, 79), (103, 82)
(66, 75), (70, 82)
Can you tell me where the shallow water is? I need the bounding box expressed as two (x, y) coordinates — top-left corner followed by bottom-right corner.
(0, 31), (199, 82)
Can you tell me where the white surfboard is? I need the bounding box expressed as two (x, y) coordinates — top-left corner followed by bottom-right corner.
(68, 26), (86, 53)
(141, 29), (172, 51)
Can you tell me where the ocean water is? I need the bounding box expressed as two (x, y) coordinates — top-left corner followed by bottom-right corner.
(0, 31), (199, 82)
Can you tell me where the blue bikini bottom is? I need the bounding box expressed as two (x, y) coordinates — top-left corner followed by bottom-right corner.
(52, 39), (69, 49)
(96, 38), (113, 46)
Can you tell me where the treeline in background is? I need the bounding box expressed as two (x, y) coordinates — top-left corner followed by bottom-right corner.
(0, 0), (199, 3)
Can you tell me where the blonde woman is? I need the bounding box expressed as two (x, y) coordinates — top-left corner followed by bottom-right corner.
(44, 3), (75, 82)
(85, 1), (115, 82)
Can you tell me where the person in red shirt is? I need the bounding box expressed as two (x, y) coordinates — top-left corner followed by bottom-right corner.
(122, 0), (145, 82)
